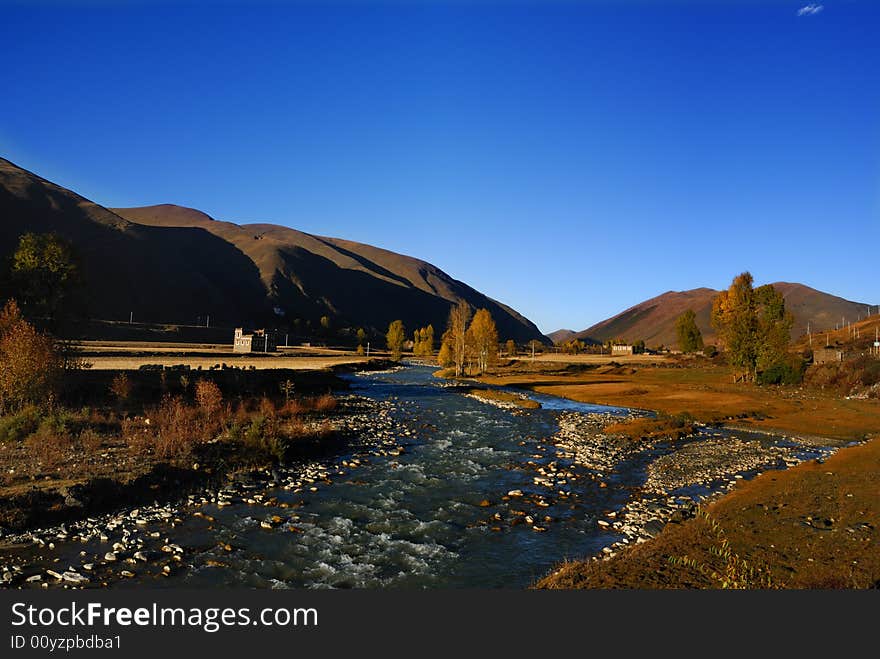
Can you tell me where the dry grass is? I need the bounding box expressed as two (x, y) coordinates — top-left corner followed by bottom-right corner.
(480, 361), (879, 441)
(313, 393), (338, 412)
(538, 434), (880, 589)
(603, 414), (697, 441)
(490, 357), (880, 589)
(518, 353), (668, 365)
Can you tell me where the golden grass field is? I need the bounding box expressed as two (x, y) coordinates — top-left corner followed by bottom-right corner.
(486, 358), (878, 441)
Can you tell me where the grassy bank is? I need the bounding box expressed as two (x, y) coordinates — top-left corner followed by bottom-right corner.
(479, 359), (878, 441)
(476, 358), (880, 588)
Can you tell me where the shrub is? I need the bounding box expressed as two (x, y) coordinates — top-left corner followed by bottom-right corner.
(0, 405), (42, 442)
(25, 422), (75, 473)
(857, 358), (880, 388)
(109, 372), (132, 403)
(758, 355), (807, 385)
(78, 427), (103, 452)
(313, 393), (337, 412)
(279, 398), (306, 418)
(36, 410), (77, 438)
(0, 300), (62, 414)
(195, 379), (223, 416)
(702, 345), (718, 358)
(259, 396), (276, 417)
(241, 413), (288, 461)
(145, 395), (205, 460)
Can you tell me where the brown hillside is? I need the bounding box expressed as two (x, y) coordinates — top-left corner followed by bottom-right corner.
(575, 288), (717, 348)
(0, 159), (269, 325)
(575, 285), (875, 349)
(0, 157), (545, 341)
(111, 204), (544, 342)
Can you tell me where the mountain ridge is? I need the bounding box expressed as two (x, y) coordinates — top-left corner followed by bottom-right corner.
(571, 284), (875, 349)
(0, 157), (545, 343)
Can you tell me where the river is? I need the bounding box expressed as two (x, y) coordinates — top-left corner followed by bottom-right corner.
(0, 366), (835, 589)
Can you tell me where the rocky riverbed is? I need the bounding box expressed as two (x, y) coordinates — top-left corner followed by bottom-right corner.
(0, 394), (412, 589)
(548, 412), (841, 560)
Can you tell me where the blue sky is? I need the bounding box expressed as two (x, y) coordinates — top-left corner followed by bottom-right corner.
(2, 1), (878, 333)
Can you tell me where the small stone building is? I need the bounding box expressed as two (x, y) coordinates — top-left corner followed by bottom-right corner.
(611, 344), (634, 356)
(233, 328), (276, 353)
(812, 347), (844, 365)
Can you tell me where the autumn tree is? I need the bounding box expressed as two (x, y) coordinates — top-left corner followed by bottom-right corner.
(10, 232), (80, 327)
(505, 339), (517, 357)
(386, 319), (406, 362)
(712, 272), (758, 379)
(562, 339), (586, 355)
(446, 302), (471, 376)
(467, 308), (499, 374)
(754, 284), (794, 377)
(437, 338), (454, 368)
(0, 300), (62, 414)
(413, 324), (435, 357)
(675, 309), (704, 353)
(711, 272), (793, 382)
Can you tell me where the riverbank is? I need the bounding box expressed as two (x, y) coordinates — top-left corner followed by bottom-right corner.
(0, 393), (407, 588)
(0, 360), (394, 536)
(473, 359), (879, 588)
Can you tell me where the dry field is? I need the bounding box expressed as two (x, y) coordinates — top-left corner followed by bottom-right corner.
(76, 340), (372, 371)
(483, 359), (878, 441)
(518, 353), (667, 366)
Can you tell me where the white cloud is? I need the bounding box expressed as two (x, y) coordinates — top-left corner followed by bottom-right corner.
(797, 4), (824, 16)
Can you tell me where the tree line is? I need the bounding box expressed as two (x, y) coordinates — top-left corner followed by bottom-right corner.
(385, 303), (526, 376)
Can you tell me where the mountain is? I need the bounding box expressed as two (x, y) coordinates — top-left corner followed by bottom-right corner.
(574, 285), (876, 349)
(546, 329), (577, 344)
(0, 157), (545, 342)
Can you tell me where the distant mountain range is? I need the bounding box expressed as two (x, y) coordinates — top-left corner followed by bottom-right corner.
(545, 329), (578, 344)
(550, 285), (877, 349)
(0, 157), (545, 342)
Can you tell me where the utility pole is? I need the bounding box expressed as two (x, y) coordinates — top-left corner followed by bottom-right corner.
(366, 342), (370, 357)
(206, 315), (210, 328)
(129, 311), (133, 325)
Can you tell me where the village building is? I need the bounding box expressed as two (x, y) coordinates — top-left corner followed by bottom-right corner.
(233, 327), (277, 353)
(812, 347), (844, 365)
(611, 344), (634, 356)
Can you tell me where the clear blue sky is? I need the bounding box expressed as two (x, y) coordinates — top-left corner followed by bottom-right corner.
(2, 0), (878, 333)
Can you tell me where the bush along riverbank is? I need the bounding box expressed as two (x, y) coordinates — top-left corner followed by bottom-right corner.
(0, 360), (395, 536)
(0, 391), (413, 588)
